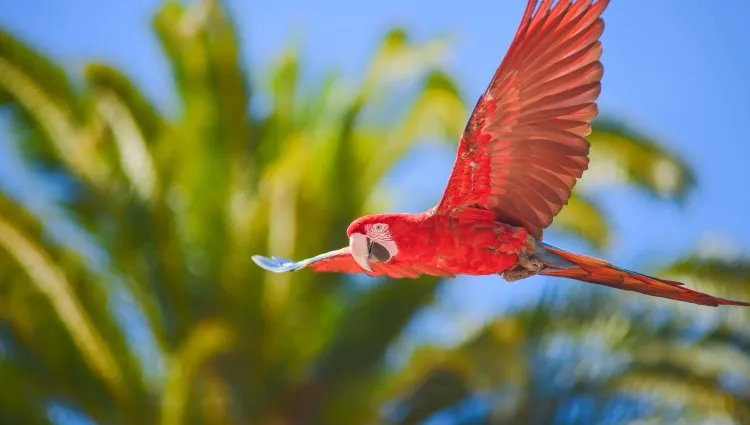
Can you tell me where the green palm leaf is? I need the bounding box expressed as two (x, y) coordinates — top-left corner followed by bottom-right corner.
(1, 1), (745, 424)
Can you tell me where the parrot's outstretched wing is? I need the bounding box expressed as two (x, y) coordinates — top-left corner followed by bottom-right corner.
(435, 0), (609, 239)
(252, 248), (455, 279)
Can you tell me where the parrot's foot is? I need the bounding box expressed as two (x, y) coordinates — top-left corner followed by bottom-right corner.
(501, 251), (545, 282)
(501, 268), (537, 282)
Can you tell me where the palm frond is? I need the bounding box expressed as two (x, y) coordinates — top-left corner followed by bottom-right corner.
(0, 195), (128, 408)
(586, 118), (696, 202)
(550, 192), (610, 250)
(0, 28), (107, 186)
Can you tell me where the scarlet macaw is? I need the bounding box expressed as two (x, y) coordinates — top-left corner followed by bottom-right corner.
(253, 0), (749, 307)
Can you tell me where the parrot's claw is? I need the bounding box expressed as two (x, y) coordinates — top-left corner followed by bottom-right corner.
(501, 268), (537, 282)
(252, 255), (305, 273)
(517, 250), (545, 273)
(501, 250), (546, 282)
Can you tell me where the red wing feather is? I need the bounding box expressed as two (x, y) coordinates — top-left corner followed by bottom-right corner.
(253, 248), (455, 279)
(310, 251), (455, 278)
(436, 0), (610, 239)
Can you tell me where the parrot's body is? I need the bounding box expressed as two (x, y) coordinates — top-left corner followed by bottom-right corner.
(253, 0), (749, 307)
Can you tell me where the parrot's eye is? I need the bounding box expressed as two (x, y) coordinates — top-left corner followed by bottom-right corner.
(363, 222), (397, 263)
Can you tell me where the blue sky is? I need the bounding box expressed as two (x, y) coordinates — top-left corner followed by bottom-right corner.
(1, 0), (749, 358)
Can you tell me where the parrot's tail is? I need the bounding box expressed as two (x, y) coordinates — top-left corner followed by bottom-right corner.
(538, 243), (750, 307)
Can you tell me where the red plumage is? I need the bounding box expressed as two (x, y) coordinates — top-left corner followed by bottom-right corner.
(539, 246), (749, 307)
(252, 0), (749, 308)
(436, 0), (605, 239)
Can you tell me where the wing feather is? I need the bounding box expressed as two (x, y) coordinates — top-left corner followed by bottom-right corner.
(436, 0), (610, 239)
(252, 248), (455, 279)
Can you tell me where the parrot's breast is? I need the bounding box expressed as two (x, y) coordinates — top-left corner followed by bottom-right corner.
(421, 216), (532, 276)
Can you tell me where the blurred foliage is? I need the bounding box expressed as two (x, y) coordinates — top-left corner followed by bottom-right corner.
(0, 1), (748, 424)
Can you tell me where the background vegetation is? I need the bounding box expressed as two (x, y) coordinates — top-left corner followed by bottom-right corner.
(0, 1), (748, 424)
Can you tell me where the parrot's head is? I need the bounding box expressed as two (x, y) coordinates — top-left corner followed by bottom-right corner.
(346, 214), (403, 272)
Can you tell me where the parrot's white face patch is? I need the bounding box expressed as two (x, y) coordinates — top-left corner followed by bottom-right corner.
(365, 223), (398, 262)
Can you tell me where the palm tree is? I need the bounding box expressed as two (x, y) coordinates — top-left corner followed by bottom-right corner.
(381, 255), (750, 425)
(0, 0), (719, 424)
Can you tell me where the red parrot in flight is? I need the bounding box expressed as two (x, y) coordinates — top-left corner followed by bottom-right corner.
(253, 0), (749, 307)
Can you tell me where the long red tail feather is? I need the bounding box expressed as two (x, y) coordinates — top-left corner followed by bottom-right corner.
(540, 244), (749, 307)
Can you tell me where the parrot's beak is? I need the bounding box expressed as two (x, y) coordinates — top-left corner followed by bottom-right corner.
(349, 233), (373, 272)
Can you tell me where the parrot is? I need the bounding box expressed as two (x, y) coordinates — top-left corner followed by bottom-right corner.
(252, 0), (749, 307)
